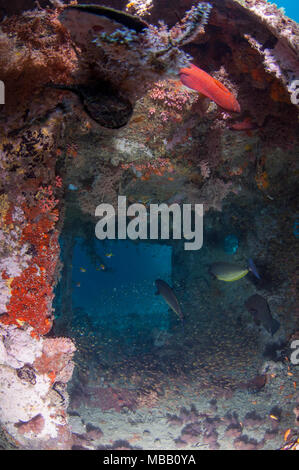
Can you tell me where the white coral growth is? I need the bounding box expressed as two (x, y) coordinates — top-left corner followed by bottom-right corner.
(125, 0), (154, 18)
(199, 160), (211, 179)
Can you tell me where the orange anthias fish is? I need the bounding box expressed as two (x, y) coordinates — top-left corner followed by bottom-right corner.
(229, 117), (255, 131)
(229, 116), (261, 135)
(179, 63), (241, 113)
(284, 429), (291, 442)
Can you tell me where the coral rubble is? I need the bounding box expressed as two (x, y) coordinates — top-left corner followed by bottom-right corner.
(0, 323), (75, 449)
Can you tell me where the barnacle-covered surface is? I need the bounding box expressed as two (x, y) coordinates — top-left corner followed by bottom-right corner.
(0, 0), (298, 451)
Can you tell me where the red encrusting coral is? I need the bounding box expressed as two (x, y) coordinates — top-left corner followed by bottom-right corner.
(0, 198), (60, 336)
(2, 265), (53, 336)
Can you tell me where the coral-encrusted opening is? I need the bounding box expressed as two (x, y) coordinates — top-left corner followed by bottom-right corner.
(53, 209), (174, 359)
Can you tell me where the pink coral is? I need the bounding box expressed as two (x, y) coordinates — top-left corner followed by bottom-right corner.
(42, 337), (76, 356)
(148, 79), (196, 122)
(55, 175), (63, 188)
(37, 185), (59, 214)
(199, 160), (211, 179)
(233, 435), (263, 450)
(15, 414), (45, 436)
(74, 386), (138, 412)
(225, 424), (243, 438)
(33, 337), (76, 383)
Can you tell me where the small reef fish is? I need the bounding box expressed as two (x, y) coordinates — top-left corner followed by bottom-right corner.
(179, 63), (241, 113)
(245, 294), (280, 336)
(80, 268), (86, 273)
(211, 262), (248, 281)
(284, 429), (291, 442)
(105, 253), (114, 258)
(228, 116), (260, 136)
(210, 259), (260, 282)
(229, 116), (259, 131)
(155, 279), (184, 325)
(269, 414), (279, 421)
(97, 264), (106, 270)
(280, 438), (299, 450)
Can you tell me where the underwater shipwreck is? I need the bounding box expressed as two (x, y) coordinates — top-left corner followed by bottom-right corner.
(0, 0), (298, 451)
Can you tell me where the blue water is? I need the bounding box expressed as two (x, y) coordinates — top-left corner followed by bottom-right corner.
(223, 234), (239, 254)
(272, 0), (299, 22)
(55, 236), (174, 353)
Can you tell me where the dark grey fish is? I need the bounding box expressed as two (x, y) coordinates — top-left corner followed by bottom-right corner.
(155, 279), (184, 324)
(46, 81), (133, 129)
(245, 294), (280, 336)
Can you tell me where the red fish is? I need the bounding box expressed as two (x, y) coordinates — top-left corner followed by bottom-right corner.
(179, 63), (241, 113)
(229, 116), (261, 136)
(229, 117), (258, 131)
